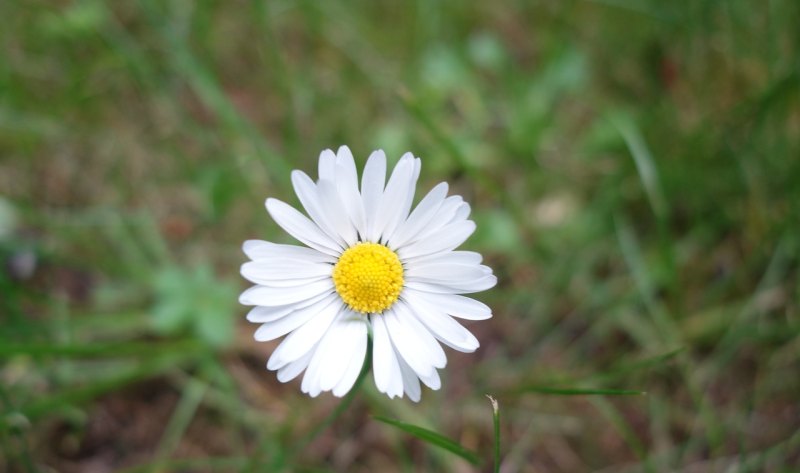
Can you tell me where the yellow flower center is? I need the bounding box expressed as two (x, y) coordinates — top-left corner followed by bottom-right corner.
(332, 242), (404, 314)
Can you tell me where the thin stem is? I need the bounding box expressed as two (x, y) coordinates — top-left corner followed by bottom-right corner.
(487, 395), (500, 473)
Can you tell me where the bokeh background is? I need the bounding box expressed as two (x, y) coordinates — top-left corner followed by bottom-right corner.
(2, 1), (799, 472)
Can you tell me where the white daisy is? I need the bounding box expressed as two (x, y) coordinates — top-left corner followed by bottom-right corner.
(240, 146), (496, 402)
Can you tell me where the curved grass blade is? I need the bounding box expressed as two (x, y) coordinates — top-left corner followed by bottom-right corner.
(373, 416), (480, 465)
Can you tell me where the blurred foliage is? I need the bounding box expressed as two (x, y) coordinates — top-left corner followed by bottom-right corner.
(151, 264), (238, 348)
(1, 0), (799, 471)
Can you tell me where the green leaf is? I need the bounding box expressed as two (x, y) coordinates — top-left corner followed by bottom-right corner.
(373, 416), (480, 465)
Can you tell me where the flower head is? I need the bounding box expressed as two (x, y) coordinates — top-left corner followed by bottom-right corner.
(240, 146), (495, 401)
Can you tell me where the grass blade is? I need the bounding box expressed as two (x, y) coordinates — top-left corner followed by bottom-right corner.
(151, 378), (207, 472)
(373, 416), (480, 465)
(612, 114), (666, 220)
(487, 395), (500, 473)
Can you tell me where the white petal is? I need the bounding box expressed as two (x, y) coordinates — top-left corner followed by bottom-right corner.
(394, 301), (447, 368)
(318, 149), (336, 181)
(376, 155), (415, 244)
(301, 311), (348, 398)
(335, 146), (358, 191)
(276, 349), (314, 382)
(440, 274), (497, 293)
(317, 179), (358, 246)
(411, 292), (493, 320)
(291, 171), (348, 247)
(372, 315), (404, 398)
(245, 276), (329, 288)
(405, 263), (491, 282)
(408, 196), (463, 243)
(300, 308), (349, 397)
(417, 367), (441, 390)
(381, 155), (420, 244)
(267, 299), (344, 369)
(245, 291), (330, 322)
(319, 313), (368, 393)
(387, 182), (448, 250)
(403, 290), (480, 353)
(405, 274), (497, 294)
(239, 280), (334, 306)
(265, 198), (342, 256)
(383, 308), (434, 379)
(384, 303), (446, 380)
(450, 202), (471, 223)
(332, 169), (367, 240)
(396, 353), (421, 402)
(240, 259), (332, 284)
(254, 293), (339, 342)
(403, 250), (483, 267)
(247, 305), (295, 323)
(314, 321), (352, 392)
(301, 348), (324, 397)
(411, 157), (421, 183)
(242, 240), (335, 264)
(397, 221), (476, 260)
(361, 150), (386, 242)
(332, 319), (368, 396)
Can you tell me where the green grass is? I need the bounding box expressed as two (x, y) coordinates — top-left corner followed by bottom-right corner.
(1, 0), (799, 471)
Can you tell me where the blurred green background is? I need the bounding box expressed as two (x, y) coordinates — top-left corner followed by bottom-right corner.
(2, 0), (799, 472)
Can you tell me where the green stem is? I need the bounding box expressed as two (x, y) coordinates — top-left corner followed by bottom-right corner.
(487, 395), (500, 473)
(150, 378), (207, 473)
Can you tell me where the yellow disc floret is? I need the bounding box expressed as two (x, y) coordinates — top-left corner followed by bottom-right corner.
(332, 242), (404, 314)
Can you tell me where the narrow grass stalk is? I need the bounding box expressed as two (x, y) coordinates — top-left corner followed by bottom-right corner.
(150, 378), (207, 473)
(487, 395), (500, 473)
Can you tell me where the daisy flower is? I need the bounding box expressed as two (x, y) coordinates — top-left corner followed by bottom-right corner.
(240, 146), (495, 402)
